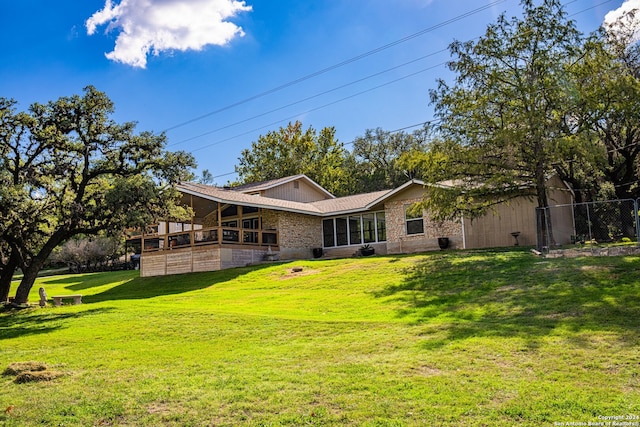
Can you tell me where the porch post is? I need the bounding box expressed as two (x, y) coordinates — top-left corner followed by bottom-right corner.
(190, 194), (194, 272)
(190, 194), (194, 248)
(258, 209), (263, 246)
(238, 205), (243, 244)
(217, 202), (222, 247)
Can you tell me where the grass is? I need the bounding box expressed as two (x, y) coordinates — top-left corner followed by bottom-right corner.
(1, 249), (639, 426)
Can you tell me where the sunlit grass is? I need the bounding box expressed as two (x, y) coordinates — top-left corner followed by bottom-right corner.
(1, 250), (639, 426)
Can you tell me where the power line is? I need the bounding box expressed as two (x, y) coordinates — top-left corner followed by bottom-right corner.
(567, 0), (616, 18)
(173, 0), (606, 151)
(191, 0), (615, 177)
(210, 121), (434, 179)
(190, 61), (447, 153)
(162, 0), (508, 133)
(169, 47), (450, 147)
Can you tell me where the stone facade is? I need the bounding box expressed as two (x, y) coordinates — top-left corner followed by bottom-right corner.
(545, 246), (640, 258)
(272, 210), (322, 259)
(385, 198), (463, 254)
(261, 209), (279, 230)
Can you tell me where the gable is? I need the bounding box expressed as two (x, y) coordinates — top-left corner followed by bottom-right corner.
(233, 174), (334, 203)
(263, 178), (333, 203)
(380, 184), (427, 205)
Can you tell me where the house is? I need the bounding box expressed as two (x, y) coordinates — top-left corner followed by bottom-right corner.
(135, 174), (574, 277)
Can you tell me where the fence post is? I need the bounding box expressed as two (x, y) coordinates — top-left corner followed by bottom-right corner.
(536, 207), (550, 252)
(586, 202), (593, 243)
(636, 199), (640, 246)
(536, 207), (543, 251)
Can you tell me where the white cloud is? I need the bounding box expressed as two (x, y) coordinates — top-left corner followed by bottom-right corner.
(86, 0), (252, 68)
(604, 0), (640, 29)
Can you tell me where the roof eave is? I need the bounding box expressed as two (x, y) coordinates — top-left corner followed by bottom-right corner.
(364, 179), (426, 209)
(178, 185), (324, 216)
(237, 174), (336, 199)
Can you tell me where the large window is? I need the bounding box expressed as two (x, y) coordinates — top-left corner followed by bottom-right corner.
(349, 216), (362, 245)
(362, 214), (376, 243)
(376, 212), (386, 241)
(335, 218), (348, 246)
(322, 219), (335, 247)
(405, 204), (424, 235)
(323, 212), (386, 248)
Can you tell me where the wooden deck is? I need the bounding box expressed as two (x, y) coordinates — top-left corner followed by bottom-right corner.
(139, 226), (278, 253)
(137, 225), (279, 277)
(140, 244), (277, 277)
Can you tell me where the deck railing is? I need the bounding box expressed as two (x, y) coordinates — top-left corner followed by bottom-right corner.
(141, 226), (279, 252)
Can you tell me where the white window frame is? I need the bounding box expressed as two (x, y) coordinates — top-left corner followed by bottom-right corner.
(322, 211), (386, 248)
(405, 205), (424, 235)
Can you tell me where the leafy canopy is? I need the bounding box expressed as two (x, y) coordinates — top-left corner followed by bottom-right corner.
(403, 0), (583, 221)
(235, 121), (355, 196)
(0, 86), (195, 304)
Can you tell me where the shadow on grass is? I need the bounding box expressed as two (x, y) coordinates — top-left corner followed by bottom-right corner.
(0, 308), (115, 340)
(81, 264), (274, 304)
(375, 250), (640, 349)
(43, 271), (139, 291)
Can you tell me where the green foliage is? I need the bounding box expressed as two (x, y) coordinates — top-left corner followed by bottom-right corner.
(197, 168), (214, 185)
(352, 125), (432, 192)
(51, 235), (123, 273)
(426, 0), (581, 219)
(0, 86), (196, 303)
(1, 251), (639, 425)
(564, 12), (640, 202)
(235, 121), (355, 196)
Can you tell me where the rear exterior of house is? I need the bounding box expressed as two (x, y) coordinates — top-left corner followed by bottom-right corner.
(461, 175), (575, 248)
(135, 174), (573, 277)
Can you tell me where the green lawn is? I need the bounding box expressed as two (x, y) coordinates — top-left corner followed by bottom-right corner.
(1, 249), (639, 426)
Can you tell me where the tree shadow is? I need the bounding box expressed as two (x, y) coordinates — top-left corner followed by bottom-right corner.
(82, 264), (274, 304)
(0, 308), (115, 340)
(374, 251), (640, 349)
(42, 271), (139, 291)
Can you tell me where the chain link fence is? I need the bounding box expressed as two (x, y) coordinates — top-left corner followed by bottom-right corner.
(536, 199), (639, 252)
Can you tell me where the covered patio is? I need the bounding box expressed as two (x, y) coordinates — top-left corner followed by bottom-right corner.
(136, 192), (280, 277)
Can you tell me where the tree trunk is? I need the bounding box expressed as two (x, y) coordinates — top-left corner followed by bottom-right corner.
(13, 256), (48, 305)
(13, 229), (69, 305)
(613, 186), (637, 239)
(0, 250), (20, 303)
(535, 157), (556, 247)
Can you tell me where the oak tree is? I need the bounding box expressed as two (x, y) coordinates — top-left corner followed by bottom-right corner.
(420, 0), (581, 245)
(235, 121), (355, 196)
(1, 87), (195, 305)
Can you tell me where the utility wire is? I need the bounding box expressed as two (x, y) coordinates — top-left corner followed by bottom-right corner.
(210, 121), (435, 179)
(162, 0), (508, 133)
(190, 62), (447, 153)
(169, 47), (450, 147)
(190, 0), (616, 178)
(173, 0), (608, 151)
(166, 0), (599, 137)
(567, 0), (616, 17)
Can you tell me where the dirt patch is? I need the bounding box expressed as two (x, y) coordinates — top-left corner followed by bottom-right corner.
(579, 265), (609, 272)
(409, 365), (443, 377)
(277, 267), (320, 280)
(3, 361), (48, 376)
(14, 370), (64, 384)
(3, 361), (63, 384)
(147, 402), (175, 415)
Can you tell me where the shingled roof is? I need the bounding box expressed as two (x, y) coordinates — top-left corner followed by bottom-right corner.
(310, 190), (391, 215)
(178, 175), (429, 217)
(177, 181), (417, 216)
(232, 174), (335, 199)
(178, 182), (325, 216)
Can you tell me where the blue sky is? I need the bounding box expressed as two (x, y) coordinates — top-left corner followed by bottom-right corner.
(0, 0), (634, 183)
